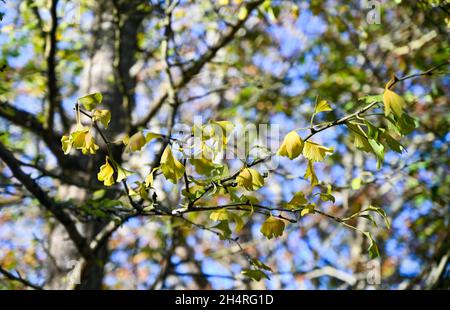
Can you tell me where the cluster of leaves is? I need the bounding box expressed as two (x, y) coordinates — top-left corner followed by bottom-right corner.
(61, 80), (410, 281)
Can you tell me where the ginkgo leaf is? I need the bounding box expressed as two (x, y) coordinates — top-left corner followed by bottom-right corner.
(78, 92), (103, 111)
(260, 216), (285, 239)
(210, 209), (229, 221)
(92, 109), (111, 128)
(302, 141), (333, 162)
(287, 192), (308, 209)
(124, 131), (147, 153)
(144, 167), (159, 188)
(70, 127), (99, 155)
(277, 131), (304, 159)
(145, 132), (161, 143)
(236, 168), (264, 191)
(81, 132), (100, 155)
(211, 120), (234, 146)
(314, 99), (332, 113)
(383, 89), (405, 118)
(115, 164), (134, 183)
(61, 135), (72, 154)
(97, 157), (115, 186)
(189, 158), (217, 176)
(241, 269), (270, 281)
(368, 138), (384, 168)
(300, 204), (315, 216)
(304, 160), (319, 186)
(160, 146), (185, 183)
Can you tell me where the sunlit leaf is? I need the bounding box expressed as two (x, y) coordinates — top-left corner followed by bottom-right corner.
(124, 131), (147, 153)
(92, 109), (111, 128)
(314, 99), (332, 114)
(303, 141), (333, 162)
(78, 92), (103, 111)
(97, 157), (115, 186)
(286, 192), (308, 209)
(236, 167), (264, 191)
(383, 89), (405, 118)
(260, 216), (285, 239)
(277, 131), (304, 159)
(160, 146), (185, 183)
(304, 160), (319, 186)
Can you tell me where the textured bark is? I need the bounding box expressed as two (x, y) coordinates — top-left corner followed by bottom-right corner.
(45, 0), (146, 289)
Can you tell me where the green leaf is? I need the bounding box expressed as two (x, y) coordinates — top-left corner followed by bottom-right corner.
(250, 258), (272, 271)
(213, 220), (232, 240)
(314, 99), (332, 114)
(397, 113), (417, 135)
(78, 92), (103, 111)
(368, 138), (384, 168)
(241, 269), (270, 281)
(365, 205), (391, 229)
(286, 192), (308, 209)
(260, 216), (285, 239)
(382, 132), (404, 153)
(364, 232), (380, 259)
(319, 193), (335, 203)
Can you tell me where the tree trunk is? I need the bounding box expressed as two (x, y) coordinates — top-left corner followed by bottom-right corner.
(45, 0), (146, 289)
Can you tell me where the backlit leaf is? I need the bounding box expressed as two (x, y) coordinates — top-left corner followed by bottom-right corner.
(260, 216), (285, 239)
(236, 167), (264, 191)
(78, 92), (103, 111)
(303, 141), (333, 162)
(160, 146), (185, 183)
(277, 131), (304, 159)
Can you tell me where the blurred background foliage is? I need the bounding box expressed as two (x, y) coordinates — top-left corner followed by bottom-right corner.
(0, 0), (449, 289)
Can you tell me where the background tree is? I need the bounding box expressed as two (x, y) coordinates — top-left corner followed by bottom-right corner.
(0, 0), (448, 289)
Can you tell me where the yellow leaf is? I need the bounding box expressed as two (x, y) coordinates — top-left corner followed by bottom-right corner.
(236, 168), (264, 191)
(61, 135), (72, 154)
(145, 167), (159, 188)
(314, 99), (332, 113)
(81, 132), (100, 155)
(92, 109), (111, 128)
(190, 158), (217, 175)
(210, 209), (229, 221)
(145, 132), (161, 143)
(260, 216), (285, 239)
(78, 92), (103, 111)
(97, 157), (115, 186)
(300, 204), (315, 216)
(287, 192), (307, 208)
(70, 127), (99, 155)
(116, 165), (134, 183)
(304, 160), (319, 186)
(124, 131), (147, 153)
(383, 89), (405, 118)
(160, 146), (185, 183)
(277, 131), (304, 159)
(238, 6), (248, 20)
(302, 141), (333, 162)
(71, 127), (89, 149)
